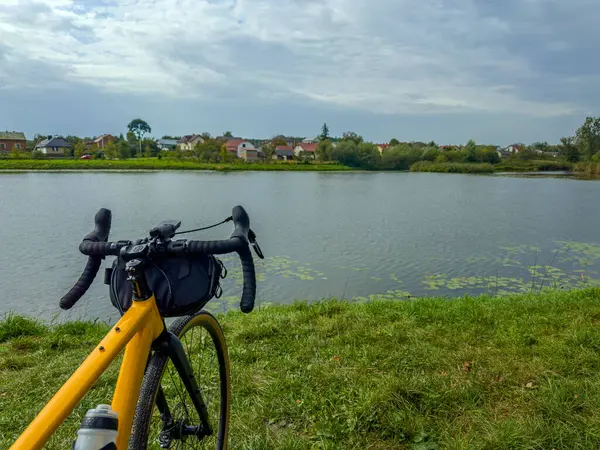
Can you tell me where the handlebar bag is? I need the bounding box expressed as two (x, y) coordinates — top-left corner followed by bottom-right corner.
(107, 255), (224, 317)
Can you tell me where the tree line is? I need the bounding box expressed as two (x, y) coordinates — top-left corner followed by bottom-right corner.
(16, 116), (600, 168)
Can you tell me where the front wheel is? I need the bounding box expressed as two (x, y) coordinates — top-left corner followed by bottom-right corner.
(130, 311), (231, 449)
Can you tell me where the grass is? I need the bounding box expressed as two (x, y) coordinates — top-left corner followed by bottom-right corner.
(410, 162), (495, 174)
(574, 162), (600, 178)
(0, 158), (353, 172)
(3, 289), (600, 448)
(496, 160), (572, 172)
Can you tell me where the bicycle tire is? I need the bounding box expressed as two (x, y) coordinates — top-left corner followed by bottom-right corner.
(130, 311), (231, 449)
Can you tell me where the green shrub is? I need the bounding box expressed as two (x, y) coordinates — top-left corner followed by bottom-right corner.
(410, 162), (494, 173)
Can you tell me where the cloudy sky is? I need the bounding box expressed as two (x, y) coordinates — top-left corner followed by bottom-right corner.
(0, 0), (597, 145)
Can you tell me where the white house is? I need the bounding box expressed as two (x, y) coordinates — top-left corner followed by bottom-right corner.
(225, 139), (257, 160)
(157, 139), (178, 150)
(177, 135), (204, 151)
(294, 143), (317, 158)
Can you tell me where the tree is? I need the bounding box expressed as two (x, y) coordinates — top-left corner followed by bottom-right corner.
(194, 139), (221, 162)
(389, 138), (400, 146)
(219, 144), (234, 163)
(575, 117), (600, 161)
(316, 139), (333, 161)
(320, 123), (330, 141)
(465, 139), (477, 162)
(201, 132), (212, 140)
(127, 119), (152, 156)
(421, 147), (440, 162)
(104, 140), (117, 159)
(272, 136), (287, 147)
(118, 139), (131, 159)
(161, 135), (181, 140)
(261, 143), (275, 161)
(74, 141), (86, 158)
(126, 131), (138, 152)
(11, 145), (20, 159)
(223, 131), (233, 138)
(341, 131), (363, 145)
(559, 136), (580, 162)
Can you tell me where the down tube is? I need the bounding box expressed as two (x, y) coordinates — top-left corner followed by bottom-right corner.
(112, 315), (161, 449)
(9, 303), (154, 450)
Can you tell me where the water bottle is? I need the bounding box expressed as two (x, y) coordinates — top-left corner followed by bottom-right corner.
(72, 404), (118, 450)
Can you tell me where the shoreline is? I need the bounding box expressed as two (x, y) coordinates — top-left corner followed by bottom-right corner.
(2, 288), (600, 448)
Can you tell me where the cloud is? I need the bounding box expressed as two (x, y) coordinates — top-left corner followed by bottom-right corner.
(0, 0), (598, 142)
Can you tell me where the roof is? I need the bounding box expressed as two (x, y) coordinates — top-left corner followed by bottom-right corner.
(296, 143), (317, 152)
(178, 135), (203, 144)
(35, 137), (72, 148)
(0, 131), (26, 140)
(157, 139), (178, 146)
(226, 139), (250, 146)
(94, 134), (115, 142)
(275, 147), (294, 156)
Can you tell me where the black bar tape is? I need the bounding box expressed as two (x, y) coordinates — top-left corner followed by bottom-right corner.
(79, 241), (116, 256)
(185, 239), (242, 255)
(59, 257), (102, 310)
(238, 246), (256, 313)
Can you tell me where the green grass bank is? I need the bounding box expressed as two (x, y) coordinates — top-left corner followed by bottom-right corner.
(2, 289), (600, 448)
(411, 160), (573, 174)
(0, 159), (353, 172)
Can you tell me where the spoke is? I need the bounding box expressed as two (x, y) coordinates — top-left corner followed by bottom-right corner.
(205, 351), (216, 409)
(196, 328), (204, 385)
(167, 363), (191, 419)
(184, 327), (193, 366)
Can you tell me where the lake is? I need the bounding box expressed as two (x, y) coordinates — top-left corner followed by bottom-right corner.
(1, 171), (599, 322)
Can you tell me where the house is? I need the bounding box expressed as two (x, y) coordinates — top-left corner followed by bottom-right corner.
(240, 148), (259, 162)
(35, 137), (72, 156)
(274, 145), (294, 161)
(505, 144), (524, 154)
(294, 143), (317, 158)
(439, 145), (460, 152)
(302, 137), (319, 144)
(226, 139), (257, 160)
(177, 135), (204, 151)
(376, 143), (390, 154)
(496, 144), (524, 159)
(0, 131), (27, 154)
(156, 139), (178, 150)
(91, 134), (116, 150)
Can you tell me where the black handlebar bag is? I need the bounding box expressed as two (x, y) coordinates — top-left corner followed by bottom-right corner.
(108, 255), (224, 317)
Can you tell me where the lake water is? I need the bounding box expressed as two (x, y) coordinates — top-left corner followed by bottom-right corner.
(1, 171), (599, 322)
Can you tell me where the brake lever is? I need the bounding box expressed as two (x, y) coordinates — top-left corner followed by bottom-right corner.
(248, 229), (264, 259)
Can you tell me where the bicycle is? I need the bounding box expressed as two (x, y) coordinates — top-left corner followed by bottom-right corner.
(10, 205), (263, 450)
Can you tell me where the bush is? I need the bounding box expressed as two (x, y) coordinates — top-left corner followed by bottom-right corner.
(380, 145), (422, 170)
(331, 141), (381, 169)
(410, 161), (495, 173)
(31, 150), (45, 160)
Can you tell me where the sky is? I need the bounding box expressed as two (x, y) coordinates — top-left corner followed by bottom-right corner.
(0, 0), (598, 146)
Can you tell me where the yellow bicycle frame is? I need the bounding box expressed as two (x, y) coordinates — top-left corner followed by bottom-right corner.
(10, 296), (165, 450)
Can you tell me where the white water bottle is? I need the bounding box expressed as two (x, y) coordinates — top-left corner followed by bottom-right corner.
(73, 404), (118, 450)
